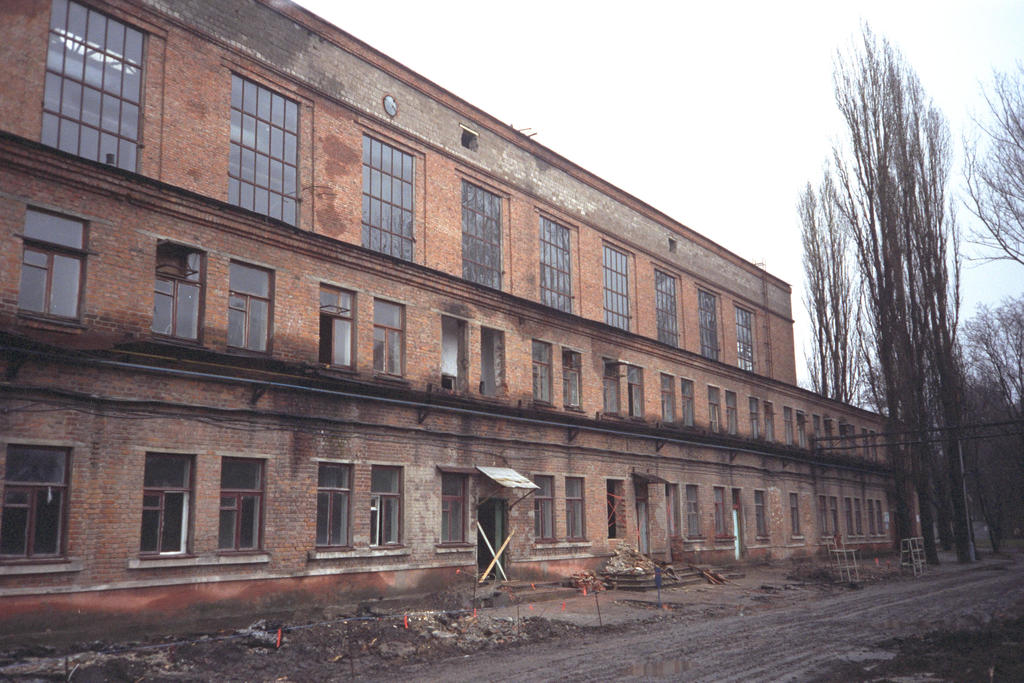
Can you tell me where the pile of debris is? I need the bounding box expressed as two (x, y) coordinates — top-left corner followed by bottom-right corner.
(567, 570), (603, 592)
(600, 543), (680, 590)
(602, 542), (658, 575)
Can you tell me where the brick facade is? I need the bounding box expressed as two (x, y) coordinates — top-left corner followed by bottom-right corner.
(0, 0), (891, 639)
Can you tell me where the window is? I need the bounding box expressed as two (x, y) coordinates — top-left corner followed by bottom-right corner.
(754, 490), (768, 537)
(43, 0), (143, 171)
(698, 289), (719, 360)
(818, 495), (829, 536)
(140, 454), (191, 554)
(713, 486), (728, 536)
(665, 483), (680, 537)
(440, 316), (467, 391)
(764, 401), (775, 441)
(797, 412), (807, 448)
(227, 262), (272, 352)
(534, 475), (554, 541)
(566, 477), (585, 540)
(660, 374), (676, 422)
(654, 269), (678, 346)
(440, 473), (465, 544)
(735, 307), (755, 371)
(218, 458), (263, 551)
(532, 340), (552, 403)
(370, 467), (401, 546)
(869, 430), (880, 460)
(607, 480), (624, 539)
(461, 181), (502, 289)
(1, 446), (68, 559)
(316, 463), (350, 547)
(854, 498), (863, 535)
(784, 407), (794, 445)
(154, 243), (202, 340)
(373, 300), (404, 377)
(725, 391), (738, 435)
(362, 136), (414, 260)
(707, 386), (721, 433)
(602, 361), (620, 415)
(18, 209), (86, 320)
(626, 365), (644, 418)
(460, 126), (478, 150)
(813, 415), (822, 442)
(319, 286), (354, 367)
(680, 379), (695, 427)
(824, 418), (834, 440)
(479, 327), (505, 396)
(875, 500), (884, 535)
(789, 492), (801, 536)
(539, 217), (572, 313)
(830, 496), (839, 537)
(685, 484), (701, 537)
(562, 350), (581, 408)
(602, 244), (630, 330)
(229, 74), (298, 224)
(844, 497), (853, 537)
(867, 499), (876, 535)
(749, 397), (761, 439)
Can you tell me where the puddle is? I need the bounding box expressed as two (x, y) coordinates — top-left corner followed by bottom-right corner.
(626, 657), (690, 678)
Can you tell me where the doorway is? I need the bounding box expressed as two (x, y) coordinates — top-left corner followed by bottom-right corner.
(731, 488), (743, 560)
(477, 498), (508, 577)
(636, 481), (650, 554)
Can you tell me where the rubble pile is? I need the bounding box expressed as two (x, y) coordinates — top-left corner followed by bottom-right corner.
(601, 542), (658, 576)
(567, 570), (603, 591)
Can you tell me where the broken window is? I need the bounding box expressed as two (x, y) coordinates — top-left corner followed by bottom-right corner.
(654, 269), (678, 346)
(229, 74), (299, 224)
(725, 390), (738, 435)
(566, 477), (585, 540)
(789, 492), (801, 536)
(698, 289), (719, 360)
(533, 475), (554, 541)
(154, 243), (202, 341)
(539, 216), (572, 313)
(218, 458), (263, 551)
(735, 306), (754, 371)
(461, 181), (502, 289)
(602, 361), (620, 415)
(531, 340), (552, 403)
(440, 316), (467, 391)
(479, 327), (505, 396)
(606, 479), (624, 539)
(561, 349), (581, 409)
(373, 299), (404, 377)
(1, 446), (68, 559)
(685, 484), (701, 538)
(749, 397), (761, 439)
(227, 262), (272, 352)
(319, 286), (354, 368)
(362, 135), (414, 260)
(764, 401), (775, 441)
(626, 365), (643, 418)
(754, 490), (768, 537)
(784, 407), (794, 446)
(140, 453), (191, 555)
(680, 379), (695, 427)
(602, 244), (630, 331)
(460, 125), (478, 150)
(440, 473), (465, 544)
(707, 386), (721, 433)
(18, 209), (86, 320)
(660, 374), (676, 423)
(316, 463), (350, 547)
(43, 0), (143, 171)
(713, 486), (728, 537)
(818, 495), (829, 536)
(370, 466), (401, 546)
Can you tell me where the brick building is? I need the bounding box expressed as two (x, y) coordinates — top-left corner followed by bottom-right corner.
(0, 0), (893, 636)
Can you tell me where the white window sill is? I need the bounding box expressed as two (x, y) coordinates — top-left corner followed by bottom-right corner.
(308, 546), (408, 560)
(533, 541), (592, 550)
(128, 553), (270, 569)
(435, 545), (475, 554)
(0, 559), (84, 576)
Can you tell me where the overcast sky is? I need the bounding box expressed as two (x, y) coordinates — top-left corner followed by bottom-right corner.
(295, 0), (1024, 387)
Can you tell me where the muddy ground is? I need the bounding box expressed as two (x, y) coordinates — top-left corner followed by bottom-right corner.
(2, 551), (1022, 681)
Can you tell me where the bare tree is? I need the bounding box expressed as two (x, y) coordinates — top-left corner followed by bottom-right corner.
(799, 172), (862, 404)
(964, 296), (1024, 422)
(965, 63), (1024, 266)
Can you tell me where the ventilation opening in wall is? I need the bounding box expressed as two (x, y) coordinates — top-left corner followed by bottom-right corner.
(460, 124), (479, 151)
(668, 237), (677, 252)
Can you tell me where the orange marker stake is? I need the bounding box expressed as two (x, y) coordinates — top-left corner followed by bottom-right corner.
(456, 568), (461, 574)
(528, 604), (534, 610)
(582, 586), (587, 596)
(276, 628), (282, 648)
(473, 608), (477, 618)
(404, 615), (409, 629)
(561, 601), (566, 611)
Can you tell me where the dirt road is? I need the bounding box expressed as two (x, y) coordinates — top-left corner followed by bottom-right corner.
(395, 555), (1024, 682)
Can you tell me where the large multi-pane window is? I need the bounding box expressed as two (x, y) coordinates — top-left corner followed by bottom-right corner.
(754, 490), (768, 537)
(764, 401), (776, 441)
(665, 483), (680, 537)
(660, 374), (676, 422)
(790, 493), (801, 536)
(370, 466), (401, 546)
(227, 262), (272, 352)
(218, 458), (263, 551)
(735, 306), (755, 371)
(229, 75), (298, 224)
(461, 181), (502, 289)
(713, 486), (728, 536)
(565, 477), (585, 540)
(603, 361), (620, 415)
(319, 286), (354, 367)
(18, 209), (86, 320)
(626, 365), (644, 418)
(531, 340), (552, 403)
(698, 289), (719, 360)
(1, 446), (69, 559)
(797, 412), (808, 448)
(440, 473), (465, 544)
(749, 397), (761, 439)
(707, 386), (721, 433)
(534, 475), (554, 541)
(562, 349), (581, 409)
(685, 484), (700, 537)
(654, 269), (678, 346)
(153, 243), (202, 341)
(854, 498), (863, 535)
(140, 454), (191, 555)
(867, 499), (876, 535)
(725, 391), (738, 435)
(43, 0), (143, 171)
(818, 495), (830, 535)
(362, 136), (414, 260)
(844, 497), (854, 536)
(784, 407), (794, 445)
(680, 379), (695, 427)
(602, 245), (630, 331)
(373, 300), (404, 377)
(539, 217), (571, 313)
(316, 463), (350, 548)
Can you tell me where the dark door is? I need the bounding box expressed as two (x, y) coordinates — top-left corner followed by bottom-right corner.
(477, 498), (508, 577)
